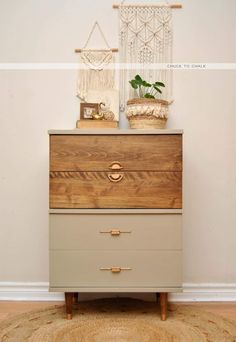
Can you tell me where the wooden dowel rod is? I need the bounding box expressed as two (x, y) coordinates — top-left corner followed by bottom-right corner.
(75, 48), (118, 53)
(113, 3), (182, 9)
(170, 4), (182, 8)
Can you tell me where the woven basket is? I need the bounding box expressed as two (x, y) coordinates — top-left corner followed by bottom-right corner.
(126, 98), (168, 129)
(127, 98), (168, 106)
(129, 116), (167, 129)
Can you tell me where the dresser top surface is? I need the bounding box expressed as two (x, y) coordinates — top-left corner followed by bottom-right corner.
(48, 129), (183, 135)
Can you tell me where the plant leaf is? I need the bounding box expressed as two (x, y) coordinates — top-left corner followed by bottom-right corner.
(154, 86), (162, 94)
(142, 81), (152, 87)
(134, 74), (143, 85)
(144, 93), (155, 99)
(154, 81), (165, 88)
(129, 80), (138, 89)
(135, 74), (143, 82)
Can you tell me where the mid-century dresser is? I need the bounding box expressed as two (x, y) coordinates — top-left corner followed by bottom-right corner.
(49, 129), (183, 320)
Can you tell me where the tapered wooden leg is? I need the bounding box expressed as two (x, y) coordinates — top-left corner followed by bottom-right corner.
(73, 292), (79, 304)
(65, 292), (74, 320)
(160, 292), (168, 321)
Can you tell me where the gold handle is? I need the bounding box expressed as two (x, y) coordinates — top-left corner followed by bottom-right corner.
(107, 173), (124, 183)
(109, 161), (123, 170)
(100, 229), (132, 236)
(100, 267), (132, 273)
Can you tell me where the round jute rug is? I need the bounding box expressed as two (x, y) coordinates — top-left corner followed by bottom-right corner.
(0, 298), (236, 342)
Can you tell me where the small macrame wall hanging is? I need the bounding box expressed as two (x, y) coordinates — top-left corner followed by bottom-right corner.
(116, 2), (175, 111)
(75, 22), (119, 120)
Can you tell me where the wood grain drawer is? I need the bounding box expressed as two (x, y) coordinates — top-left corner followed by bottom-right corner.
(50, 171), (182, 209)
(50, 214), (182, 250)
(50, 134), (182, 172)
(50, 250), (182, 288)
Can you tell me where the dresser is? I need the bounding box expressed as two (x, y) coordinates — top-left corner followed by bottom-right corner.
(49, 129), (183, 320)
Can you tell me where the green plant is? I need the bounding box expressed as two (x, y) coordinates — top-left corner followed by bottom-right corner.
(129, 74), (165, 99)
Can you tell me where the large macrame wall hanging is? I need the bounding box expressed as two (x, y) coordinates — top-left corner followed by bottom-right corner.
(118, 3), (174, 111)
(76, 21), (118, 101)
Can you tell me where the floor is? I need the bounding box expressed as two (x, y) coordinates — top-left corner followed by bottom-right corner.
(0, 301), (236, 322)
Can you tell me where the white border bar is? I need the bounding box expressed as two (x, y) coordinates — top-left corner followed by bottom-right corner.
(0, 63), (236, 70)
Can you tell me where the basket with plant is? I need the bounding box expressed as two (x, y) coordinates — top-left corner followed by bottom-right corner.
(126, 75), (169, 129)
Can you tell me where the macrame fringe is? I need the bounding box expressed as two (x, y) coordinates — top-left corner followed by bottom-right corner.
(77, 62), (115, 100)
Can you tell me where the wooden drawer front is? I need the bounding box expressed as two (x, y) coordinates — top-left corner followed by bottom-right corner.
(50, 171), (182, 209)
(50, 214), (182, 250)
(50, 250), (182, 288)
(50, 135), (182, 172)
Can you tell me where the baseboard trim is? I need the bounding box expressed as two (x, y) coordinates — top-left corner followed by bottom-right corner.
(0, 282), (236, 302)
(0, 282), (64, 301)
(170, 283), (236, 302)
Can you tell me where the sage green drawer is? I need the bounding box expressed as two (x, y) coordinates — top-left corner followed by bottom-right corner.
(49, 250), (182, 288)
(50, 214), (182, 250)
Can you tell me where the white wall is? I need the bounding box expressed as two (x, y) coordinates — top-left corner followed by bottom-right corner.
(0, 0), (236, 295)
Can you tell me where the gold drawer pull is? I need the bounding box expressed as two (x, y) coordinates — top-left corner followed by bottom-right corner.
(100, 267), (132, 273)
(100, 229), (132, 236)
(109, 161), (123, 170)
(107, 173), (124, 183)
